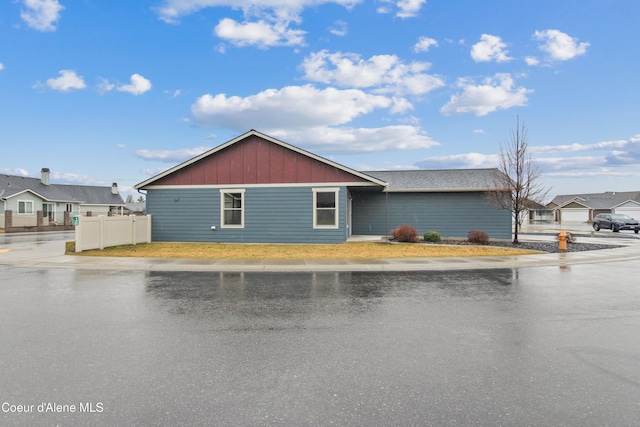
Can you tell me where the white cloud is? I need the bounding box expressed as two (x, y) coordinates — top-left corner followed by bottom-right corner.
(20, 0), (64, 32)
(117, 74), (152, 95)
(328, 20), (348, 36)
(97, 77), (116, 94)
(531, 138), (631, 154)
(155, 0), (362, 24)
(535, 156), (605, 171)
(41, 69), (86, 92)
(414, 36), (438, 53)
(413, 135), (640, 177)
(396, 0), (426, 18)
(524, 56), (539, 66)
(269, 125), (439, 153)
(141, 167), (170, 176)
(376, 0), (426, 17)
(301, 50), (444, 96)
(191, 84), (395, 129)
(134, 146), (212, 162)
(545, 169), (640, 179)
(534, 29), (589, 61)
(214, 17), (305, 48)
(0, 167), (29, 176)
(470, 34), (512, 63)
(416, 153), (498, 169)
(535, 135), (640, 167)
(440, 73), (532, 116)
(51, 171), (103, 185)
(0, 62), (4, 71)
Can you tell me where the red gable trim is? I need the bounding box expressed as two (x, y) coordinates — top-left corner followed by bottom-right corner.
(135, 130), (386, 188)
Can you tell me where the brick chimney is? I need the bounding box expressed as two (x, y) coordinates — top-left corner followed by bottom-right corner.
(111, 183), (118, 195)
(41, 168), (50, 185)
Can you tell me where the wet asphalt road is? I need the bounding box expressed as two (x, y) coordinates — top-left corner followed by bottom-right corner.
(1, 263), (639, 426)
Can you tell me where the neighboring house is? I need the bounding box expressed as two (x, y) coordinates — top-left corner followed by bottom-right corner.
(523, 199), (554, 223)
(123, 201), (146, 215)
(612, 199), (640, 218)
(548, 191), (640, 223)
(0, 168), (126, 230)
(134, 130), (512, 243)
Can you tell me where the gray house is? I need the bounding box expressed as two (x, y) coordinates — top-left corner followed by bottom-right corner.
(135, 130), (511, 243)
(1, 168), (126, 231)
(548, 191), (640, 223)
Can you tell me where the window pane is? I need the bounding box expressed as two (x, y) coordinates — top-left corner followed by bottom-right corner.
(18, 201), (33, 214)
(316, 209), (336, 226)
(224, 210), (242, 225)
(224, 193), (242, 209)
(316, 192), (335, 208)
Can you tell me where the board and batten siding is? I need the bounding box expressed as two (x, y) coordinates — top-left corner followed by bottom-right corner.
(351, 190), (512, 239)
(147, 186), (348, 243)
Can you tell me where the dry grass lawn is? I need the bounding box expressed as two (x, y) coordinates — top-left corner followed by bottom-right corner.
(67, 241), (541, 259)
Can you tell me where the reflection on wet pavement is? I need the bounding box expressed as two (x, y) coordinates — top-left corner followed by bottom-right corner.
(1, 265), (639, 426)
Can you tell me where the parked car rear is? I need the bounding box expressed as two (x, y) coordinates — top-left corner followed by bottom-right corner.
(592, 213), (640, 233)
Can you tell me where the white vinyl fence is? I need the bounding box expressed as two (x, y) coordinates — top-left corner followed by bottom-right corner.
(75, 215), (151, 252)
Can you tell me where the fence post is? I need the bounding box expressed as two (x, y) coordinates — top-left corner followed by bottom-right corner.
(99, 216), (105, 250)
(146, 215), (152, 243)
(75, 216), (82, 253)
(131, 215), (137, 245)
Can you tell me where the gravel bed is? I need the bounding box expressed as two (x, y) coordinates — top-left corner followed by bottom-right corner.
(436, 235), (624, 254)
(485, 240), (621, 253)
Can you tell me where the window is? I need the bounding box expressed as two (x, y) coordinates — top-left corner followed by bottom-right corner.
(221, 190), (244, 228)
(18, 200), (34, 215)
(313, 188), (339, 229)
(66, 204), (73, 212)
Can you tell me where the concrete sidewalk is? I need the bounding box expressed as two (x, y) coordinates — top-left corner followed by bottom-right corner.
(1, 233), (639, 272)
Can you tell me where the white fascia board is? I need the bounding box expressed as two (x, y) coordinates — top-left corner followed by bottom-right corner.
(143, 181), (383, 190)
(384, 187), (499, 193)
(556, 197), (592, 209)
(611, 199), (640, 209)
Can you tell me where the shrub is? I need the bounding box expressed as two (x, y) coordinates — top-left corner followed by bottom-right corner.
(467, 230), (489, 245)
(391, 225), (419, 243)
(423, 231), (442, 243)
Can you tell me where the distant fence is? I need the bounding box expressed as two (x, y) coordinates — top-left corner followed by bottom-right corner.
(75, 215), (151, 252)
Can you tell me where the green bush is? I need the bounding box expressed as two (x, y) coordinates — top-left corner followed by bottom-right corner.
(423, 231), (442, 243)
(467, 230), (489, 245)
(391, 225), (419, 243)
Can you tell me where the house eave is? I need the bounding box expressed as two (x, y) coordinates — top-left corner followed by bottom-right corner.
(142, 182), (384, 190)
(384, 187), (503, 193)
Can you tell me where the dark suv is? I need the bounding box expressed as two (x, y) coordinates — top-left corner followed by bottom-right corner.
(592, 213), (640, 233)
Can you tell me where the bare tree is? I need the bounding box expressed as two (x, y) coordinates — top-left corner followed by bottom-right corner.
(486, 116), (549, 244)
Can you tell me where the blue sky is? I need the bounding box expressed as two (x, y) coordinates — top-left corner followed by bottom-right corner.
(1, 0), (639, 202)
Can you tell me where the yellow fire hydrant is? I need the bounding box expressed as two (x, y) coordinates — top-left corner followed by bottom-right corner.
(558, 231), (567, 251)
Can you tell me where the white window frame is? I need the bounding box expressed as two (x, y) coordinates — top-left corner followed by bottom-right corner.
(220, 189), (245, 228)
(312, 188), (339, 229)
(17, 200), (34, 215)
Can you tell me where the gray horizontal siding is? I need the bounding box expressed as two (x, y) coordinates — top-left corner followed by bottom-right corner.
(147, 187), (347, 243)
(351, 190), (512, 239)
